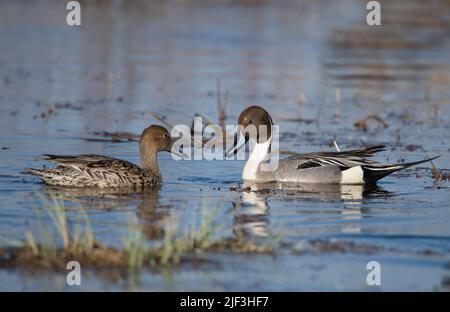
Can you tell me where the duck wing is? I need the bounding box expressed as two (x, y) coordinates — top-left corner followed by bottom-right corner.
(287, 145), (386, 170)
(42, 154), (116, 170)
(79, 158), (149, 186)
(280, 145), (439, 183)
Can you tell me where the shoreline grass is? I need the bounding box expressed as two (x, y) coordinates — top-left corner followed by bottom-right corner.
(0, 195), (277, 275)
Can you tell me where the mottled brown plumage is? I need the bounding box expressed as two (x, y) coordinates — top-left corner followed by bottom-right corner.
(25, 125), (174, 187)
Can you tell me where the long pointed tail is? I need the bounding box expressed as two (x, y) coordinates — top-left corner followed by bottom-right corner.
(363, 155), (441, 183)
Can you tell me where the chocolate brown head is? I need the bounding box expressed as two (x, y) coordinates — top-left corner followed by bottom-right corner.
(226, 105), (274, 157)
(140, 125), (172, 153)
(139, 125), (174, 173)
(237, 105), (273, 142)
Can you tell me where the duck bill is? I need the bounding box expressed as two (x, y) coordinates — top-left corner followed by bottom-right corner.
(225, 133), (248, 158)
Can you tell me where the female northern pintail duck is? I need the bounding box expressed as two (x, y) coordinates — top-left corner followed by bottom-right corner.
(26, 125), (179, 187)
(226, 106), (439, 184)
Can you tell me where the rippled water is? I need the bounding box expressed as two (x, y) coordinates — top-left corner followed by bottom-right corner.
(0, 0), (449, 291)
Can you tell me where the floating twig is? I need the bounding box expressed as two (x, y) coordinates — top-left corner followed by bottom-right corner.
(332, 139), (341, 152)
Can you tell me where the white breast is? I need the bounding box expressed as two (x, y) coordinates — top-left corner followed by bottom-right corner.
(242, 140), (271, 180)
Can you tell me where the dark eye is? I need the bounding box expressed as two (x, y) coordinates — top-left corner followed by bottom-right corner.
(248, 120), (252, 124)
(164, 133), (169, 138)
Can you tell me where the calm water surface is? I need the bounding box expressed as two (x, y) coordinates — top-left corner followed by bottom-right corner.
(0, 0), (449, 291)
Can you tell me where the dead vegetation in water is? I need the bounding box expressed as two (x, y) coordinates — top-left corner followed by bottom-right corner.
(148, 79), (302, 155)
(292, 239), (384, 255)
(430, 160), (450, 183)
(86, 131), (139, 143)
(354, 114), (389, 132)
(216, 78), (228, 130)
(31, 97), (123, 120)
(0, 196), (276, 275)
(291, 239), (445, 258)
(189, 78), (229, 144)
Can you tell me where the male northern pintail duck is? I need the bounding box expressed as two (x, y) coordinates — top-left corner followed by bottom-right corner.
(226, 106), (439, 184)
(26, 125), (180, 187)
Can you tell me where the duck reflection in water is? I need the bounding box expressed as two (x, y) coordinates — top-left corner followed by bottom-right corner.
(233, 184), (271, 239)
(41, 186), (169, 240)
(233, 181), (391, 239)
